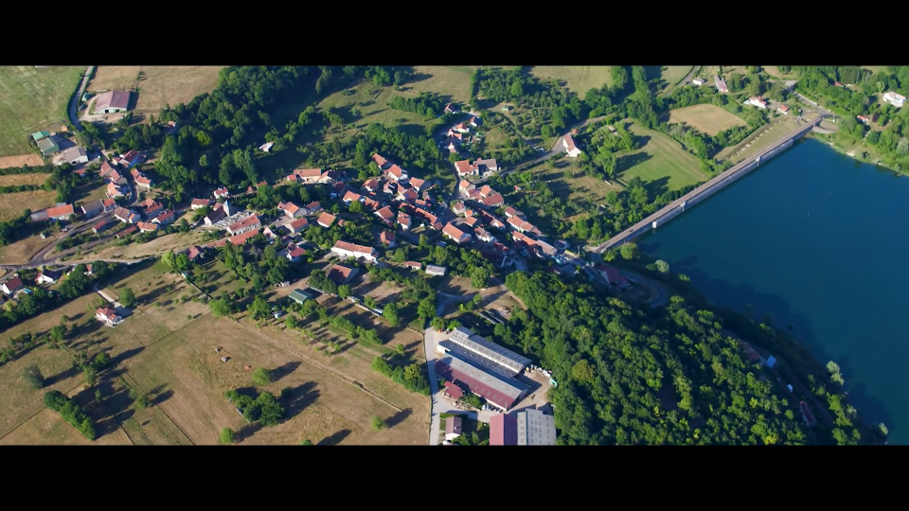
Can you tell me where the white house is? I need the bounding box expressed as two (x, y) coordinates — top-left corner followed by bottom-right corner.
(331, 241), (378, 263)
(748, 96), (768, 109)
(692, 77), (705, 86)
(96, 307), (123, 327)
(560, 135), (582, 158)
(883, 91), (906, 108)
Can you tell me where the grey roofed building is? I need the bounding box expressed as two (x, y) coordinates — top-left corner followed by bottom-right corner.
(61, 146), (88, 164)
(447, 326), (532, 377)
(36, 137), (59, 156)
(439, 340), (518, 381)
(81, 199), (104, 216)
(435, 355), (528, 409)
(92, 90), (131, 113)
(425, 264), (446, 276)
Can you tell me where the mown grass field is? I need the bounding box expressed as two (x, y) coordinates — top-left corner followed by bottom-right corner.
(620, 122), (709, 191)
(530, 66), (613, 94)
(668, 104), (748, 135)
(0, 66), (85, 157)
(660, 66), (693, 87)
(408, 66), (476, 104)
(715, 116), (800, 163)
(88, 66), (223, 121)
(0, 260), (430, 446)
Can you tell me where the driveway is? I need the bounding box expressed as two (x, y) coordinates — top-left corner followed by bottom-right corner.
(67, 66), (94, 131)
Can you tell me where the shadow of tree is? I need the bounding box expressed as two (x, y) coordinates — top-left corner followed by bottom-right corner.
(385, 408), (412, 428)
(317, 429), (351, 445)
(271, 361), (301, 382)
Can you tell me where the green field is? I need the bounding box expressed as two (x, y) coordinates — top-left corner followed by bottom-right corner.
(408, 66), (476, 104)
(530, 66), (613, 94)
(0, 66), (85, 157)
(660, 66), (693, 88)
(619, 122), (709, 192)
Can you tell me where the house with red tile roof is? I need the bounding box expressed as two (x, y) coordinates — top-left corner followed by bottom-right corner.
(281, 242), (307, 262)
(475, 227), (495, 243)
(598, 264), (629, 288)
(455, 160), (479, 177)
(777, 104), (790, 114)
(1, 276), (24, 295)
(331, 241), (378, 262)
(442, 223), (471, 244)
(481, 193), (505, 208)
(398, 189), (417, 203)
(380, 231), (395, 247)
(559, 134), (582, 157)
(302, 201), (322, 215)
(213, 187), (230, 199)
(363, 178), (380, 193)
(385, 164), (408, 182)
(191, 198), (211, 209)
(228, 229), (260, 246)
(372, 153), (390, 169)
(409, 177), (426, 192)
(397, 212), (412, 230)
(327, 264), (358, 285)
(278, 201), (304, 218)
(748, 96), (768, 109)
(288, 217), (309, 234)
(374, 206), (395, 224)
(152, 210), (176, 225)
(317, 212), (336, 228)
(96, 307), (123, 327)
(342, 190), (362, 204)
(404, 261), (422, 270)
(504, 206), (523, 218)
(137, 221), (158, 232)
(287, 168), (337, 185)
(45, 204), (75, 221)
(228, 215), (261, 235)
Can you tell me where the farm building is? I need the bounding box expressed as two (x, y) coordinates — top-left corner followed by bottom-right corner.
(434, 355), (528, 411)
(425, 265), (446, 276)
(490, 407), (557, 446)
(31, 131), (51, 141)
(443, 326), (532, 378)
(60, 147), (88, 166)
(289, 288), (314, 304)
(91, 90), (131, 114)
(46, 204), (75, 221)
(36, 137), (60, 156)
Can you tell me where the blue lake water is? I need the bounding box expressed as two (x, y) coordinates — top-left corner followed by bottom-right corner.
(638, 138), (909, 444)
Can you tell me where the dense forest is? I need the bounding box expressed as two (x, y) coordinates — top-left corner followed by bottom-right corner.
(497, 269), (870, 445)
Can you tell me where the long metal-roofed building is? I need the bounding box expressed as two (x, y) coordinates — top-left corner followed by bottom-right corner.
(446, 326), (531, 378)
(434, 355), (529, 411)
(438, 340), (517, 381)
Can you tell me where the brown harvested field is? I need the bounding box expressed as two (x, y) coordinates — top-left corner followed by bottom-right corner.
(89, 66), (223, 121)
(668, 104), (747, 135)
(90, 228), (204, 259)
(0, 189), (57, 222)
(0, 234), (56, 265)
(0, 408), (132, 445)
(0, 173), (48, 186)
(408, 66), (476, 103)
(0, 154), (43, 168)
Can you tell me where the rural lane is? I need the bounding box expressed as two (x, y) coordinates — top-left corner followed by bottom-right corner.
(67, 66), (95, 131)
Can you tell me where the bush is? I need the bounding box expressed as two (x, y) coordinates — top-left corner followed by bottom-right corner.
(43, 390), (96, 440)
(251, 367), (273, 386)
(23, 364), (45, 389)
(371, 415), (386, 431)
(220, 427), (235, 444)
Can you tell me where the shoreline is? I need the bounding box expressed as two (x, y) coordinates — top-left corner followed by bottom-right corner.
(804, 132), (908, 177)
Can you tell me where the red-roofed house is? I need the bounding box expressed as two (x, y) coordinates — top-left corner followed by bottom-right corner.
(380, 231), (396, 247)
(451, 200), (467, 215)
(191, 198), (211, 210)
(385, 164), (408, 182)
(1, 276), (24, 295)
(213, 187), (230, 199)
(599, 264), (630, 288)
(317, 212), (337, 228)
(228, 215), (261, 235)
(342, 190), (362, 204)
(96, 307), (123, 327)
(137, 222), (158, 232)
(455, 160), (479, 177)
(504, 206), (522, 218)
(405, 261), (422, 270)
(409, 177), (426, 192)
(398, 212), (412, 230)
(560, 135), (582, 157)
(327, 264), (359, 285)
(398, 189), (417, 203)
(372, 153), (390, 169)
(475, 227), (495, 243)
(288, 217), (309, 234)
(287, 168), (337, 185)
(46, 204), (75, 221)
(481, 193), (505, 208)
(443, 381), (464, 400)
(478, 185), (494, 198)
(748, 96), (768, 109)
(302, 201), (322, 215)
(715, 75), (728, 93)
(442, 223), (471, 244)
(282, 242), (307, 262)
(777, 104), (790, 114)
(228, 229), (259, 246)
(152, 210), (176, 226)
(374, 206), (395, 224)
(278, 201), (304, 218)
(363, 178), (380, 193)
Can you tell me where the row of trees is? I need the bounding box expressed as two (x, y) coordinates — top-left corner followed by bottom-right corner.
(370, 356), (430, 395)
(44, 390), (96, 440)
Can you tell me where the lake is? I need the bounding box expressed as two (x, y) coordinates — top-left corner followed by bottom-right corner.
(638, 138), (909, 444)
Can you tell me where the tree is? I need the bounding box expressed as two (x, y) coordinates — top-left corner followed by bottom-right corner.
(364, 296), (377, 309)
(248, 295), (270, 320)
(395, 344), (405, 356)
(371, 415), (386, 431)
(431, 316), (446, 331)
(50, 324), (67, 343)
(301, 439), (313, 445)
(338, 285), (351, 299)
(119, 288), (136, 307)
(619, 243), (638, 260)
(134, 394), (150, 410)
(220, 427), (235, 444)
(383, 302), (399, 327)
(349, 200), (363, 213)
(470, 266), (490, 289)
(655, 260), (670, 273)
(418, 297), (436, 319)
(252, 367), (273, 386)
(210, 298), (231, 317)
(83, 365), (97, 386)
(23, 364), (45, 389)
(161, 251), (176, 268)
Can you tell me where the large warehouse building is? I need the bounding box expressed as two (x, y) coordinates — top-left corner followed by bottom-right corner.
(435, 326), (532, 411)
(490, 407), (557, 446)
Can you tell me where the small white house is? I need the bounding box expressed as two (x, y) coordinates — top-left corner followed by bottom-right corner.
(882, 91), (906, 108)
(692, 77), (705, 86)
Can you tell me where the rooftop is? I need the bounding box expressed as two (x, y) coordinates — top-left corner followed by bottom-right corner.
(434, 356), (526, 410)
(447, 326), (531, 375)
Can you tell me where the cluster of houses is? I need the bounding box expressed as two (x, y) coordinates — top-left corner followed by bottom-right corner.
(102, 149), (145, 199)
(444, 113), (482, 155)
(109, 197), (176, 235)
(30, 130), (90, 167)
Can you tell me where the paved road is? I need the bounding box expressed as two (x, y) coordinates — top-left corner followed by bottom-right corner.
(586, 117), (822, 254)
(67, 66), (94, 131)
